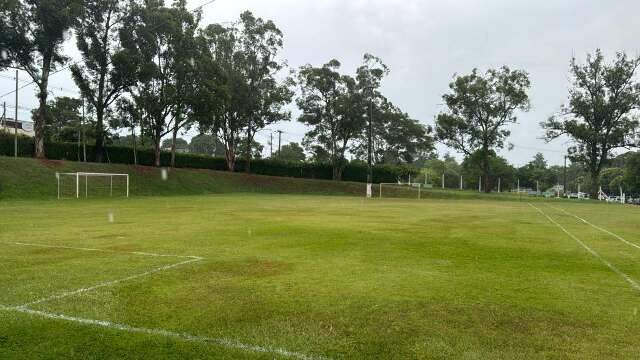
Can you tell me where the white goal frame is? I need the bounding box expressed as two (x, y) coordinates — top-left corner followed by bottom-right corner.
(379, 182), (422, 199)
(56, 172), (129, 199)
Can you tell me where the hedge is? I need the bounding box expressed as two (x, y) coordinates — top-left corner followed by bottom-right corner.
(0, 133), (418, 183)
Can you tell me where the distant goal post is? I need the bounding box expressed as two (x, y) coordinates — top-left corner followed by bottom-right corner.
(379, 182), (423, 199)
(56, 172), (129, 199)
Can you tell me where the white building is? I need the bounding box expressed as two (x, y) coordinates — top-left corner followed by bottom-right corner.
(0, 117), (35, 137)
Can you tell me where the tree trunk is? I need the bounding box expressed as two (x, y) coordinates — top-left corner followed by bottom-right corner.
(589, 168), (600, 199)
(34, 57), (52, 159)
(245, 130), (252, 174)
(153, 140), (161, 167)
(481, 151), (491, 193)
(225, 147), (235, 172)
(95, 107), (104, 162)
(170, 125), (178, 168)
(131, 126), (137, 165)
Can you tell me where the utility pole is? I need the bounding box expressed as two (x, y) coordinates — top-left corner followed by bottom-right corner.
(367, 87), (373, 185)
(14, 70), (18, 158)
(270, 132), (273, 157)
(276, 130), (283, 153)
(82, 98), (86, 162)
(563, 155), (567, 195)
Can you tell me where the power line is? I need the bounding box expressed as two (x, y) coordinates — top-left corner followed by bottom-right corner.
(0, 0), (218, 100)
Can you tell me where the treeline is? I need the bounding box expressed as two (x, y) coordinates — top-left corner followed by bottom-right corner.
(2, 2), (639, 193)
(0, 133), (417, 183)
(424, 151), (640, 196)
(432, 51), (640, 196)
(0, 1), (432, 181)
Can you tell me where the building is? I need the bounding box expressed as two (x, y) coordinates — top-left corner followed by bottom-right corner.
(0, 117), (35, 137)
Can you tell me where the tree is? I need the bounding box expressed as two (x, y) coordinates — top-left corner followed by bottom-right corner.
(39, 96), (83, 143)
(297, 60), (366, 180)
(543, 50), (640, 197)
(2, 0), (82, 158)
(189, 134), (225, 156)
(462, 151), (516, 191)
(119, 0), (199, 167)
(275, 142), (305, 162)
(237, 137), (263, 159)
(436, 66), (531, 192)
(353, 99), (433, 165)
(236, 11), (293, 173)
(623, 152), (640, 194)
(71, 0), (135, 162)
(161, 137), (188, 150)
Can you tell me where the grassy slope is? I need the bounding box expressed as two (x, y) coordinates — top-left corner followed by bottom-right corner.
(0, 156), (534, 202)
(0, 156), (367, 200)
(1, 195), (639, 359)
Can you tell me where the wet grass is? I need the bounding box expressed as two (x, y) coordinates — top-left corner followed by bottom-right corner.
(0, 194), (639, 359)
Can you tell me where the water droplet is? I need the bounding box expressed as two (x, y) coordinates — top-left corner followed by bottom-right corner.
(161, 168), (168, 181)
(248, 228), (252, 236)
(108, 212), (114, 223)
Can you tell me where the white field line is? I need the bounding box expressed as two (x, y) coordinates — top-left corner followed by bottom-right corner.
(545, 204), (640, 251)
(529, 203), (640, 292)
(0, 306), (328, 360)
(20, 258), (202, 307)
(0, 242), (328, 359)
(1, 241), (203, 260)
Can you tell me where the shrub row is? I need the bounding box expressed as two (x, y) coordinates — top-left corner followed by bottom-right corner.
(0, 133), (418, 183)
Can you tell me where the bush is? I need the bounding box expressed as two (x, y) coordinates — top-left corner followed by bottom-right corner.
(0, 134), (419, 183)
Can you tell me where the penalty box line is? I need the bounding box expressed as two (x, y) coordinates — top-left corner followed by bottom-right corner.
(0, 306), (328, 360)
(0, 242), (329, 360)
(528, 203), (640, 293)
(0, 241), (204, 307)
(544, 204), (640, 251)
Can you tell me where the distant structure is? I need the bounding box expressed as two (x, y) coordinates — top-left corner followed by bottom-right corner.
(0, 117), (35, 137)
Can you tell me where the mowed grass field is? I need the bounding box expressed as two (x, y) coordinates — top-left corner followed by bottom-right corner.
(1, 194), (639, 359)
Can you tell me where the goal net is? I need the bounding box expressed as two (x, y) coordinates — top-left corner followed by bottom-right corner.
(379, 182), (422, 199)
(57, 172), (129, 199)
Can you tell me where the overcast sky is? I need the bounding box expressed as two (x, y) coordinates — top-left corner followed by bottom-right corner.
(1, 0), (639, 166)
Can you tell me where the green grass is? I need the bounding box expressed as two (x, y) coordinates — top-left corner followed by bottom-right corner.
(0, 156), (533, 202)
(1, 193), (639, 359)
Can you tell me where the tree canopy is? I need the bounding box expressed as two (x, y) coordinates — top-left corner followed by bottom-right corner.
(436, 66), (531, 192)
(543, 50), (640, 196)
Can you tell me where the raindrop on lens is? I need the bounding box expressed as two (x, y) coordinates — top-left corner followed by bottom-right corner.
(108, 211), (114, 223)
(161, 168), (168, 181)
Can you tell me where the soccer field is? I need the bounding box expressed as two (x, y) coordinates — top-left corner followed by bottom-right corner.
(1, 194), (639, 359)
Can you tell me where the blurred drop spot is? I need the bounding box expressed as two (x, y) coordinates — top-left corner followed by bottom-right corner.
(108, 211), (114, 223)
(161, 168), (168, 181)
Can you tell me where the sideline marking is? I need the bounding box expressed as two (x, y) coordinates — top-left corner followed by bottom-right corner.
(529, 203), (640, 292)
(0, 306), (327, 360)
(545, 204), (640, 251)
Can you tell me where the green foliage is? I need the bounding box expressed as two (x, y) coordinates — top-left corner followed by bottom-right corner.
(0, 134), (416, 183)
(1, 0), (83, 158)
(274, 142), (305, 162)
(161, 138), (188, 150)
(119, 0), (199, 166)
(543, 50), (640, 195)
(71, 0), (133, 161)
(623, 152), (640, 194)
(436, 66), (531, 191)
(516, 153), (560, 191)
(462, 151), (516, 191)
(188, 134), (225, 156)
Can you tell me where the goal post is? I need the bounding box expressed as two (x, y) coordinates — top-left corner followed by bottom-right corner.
(379, 182), (422, 199)
(56, 172), (129, 199)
